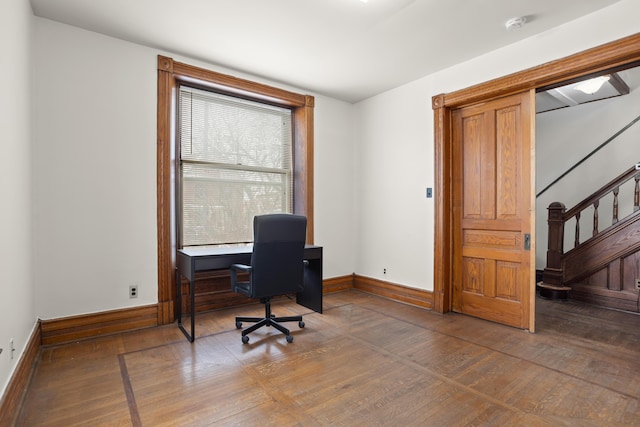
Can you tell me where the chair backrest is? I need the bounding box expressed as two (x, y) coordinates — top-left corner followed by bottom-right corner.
(249, 214), (307, 299)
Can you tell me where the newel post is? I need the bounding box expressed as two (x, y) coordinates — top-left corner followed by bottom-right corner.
(542, 202), (566, 286)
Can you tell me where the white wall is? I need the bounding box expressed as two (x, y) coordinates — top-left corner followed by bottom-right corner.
(353, 0), (640, 291)
(0, 0), (35, 395)
(33, 19), (158, 319)
(32, 17), (357, 319)
(354, 82), (435, 287)
(536, 81), (640, 268)
(314, 96), (358, 275)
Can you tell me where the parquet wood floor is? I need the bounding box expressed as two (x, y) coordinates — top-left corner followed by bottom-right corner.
(17, 290), (640, 426)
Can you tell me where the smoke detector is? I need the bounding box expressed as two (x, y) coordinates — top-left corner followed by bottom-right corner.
(505, 17), (527, 31)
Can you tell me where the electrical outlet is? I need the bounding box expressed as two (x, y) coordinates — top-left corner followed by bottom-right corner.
(129, 285), (138, 298)
(10, 338), (15, 360)
(635, 279), (640, 290)
(383, 268), (387, 275)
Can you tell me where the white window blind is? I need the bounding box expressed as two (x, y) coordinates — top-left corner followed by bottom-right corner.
(179, 86), (293, 247)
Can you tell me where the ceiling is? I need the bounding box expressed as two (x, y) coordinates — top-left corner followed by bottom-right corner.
(30, 0), (623, 103)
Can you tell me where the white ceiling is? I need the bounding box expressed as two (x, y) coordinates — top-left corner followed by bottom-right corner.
(30, 0), (622, 103)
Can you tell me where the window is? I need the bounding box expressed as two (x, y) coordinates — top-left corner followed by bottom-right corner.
(178, 87), (293, 246)
(156, 56), (314, 323)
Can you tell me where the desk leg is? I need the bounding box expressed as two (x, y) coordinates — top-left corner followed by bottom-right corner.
(189, 276), (195, 342)
(176, 270), (195, 342)
(297, 258), (323, 314)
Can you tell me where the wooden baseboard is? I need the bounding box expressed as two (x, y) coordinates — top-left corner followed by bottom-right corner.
(40, 305), (158, 346)
(353, 275), (433, 309)
(0, 324), (41, 427)
(569, 283), (640, 313)
(323, 274), (355, 293)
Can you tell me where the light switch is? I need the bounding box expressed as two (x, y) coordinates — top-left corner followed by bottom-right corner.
(426, 187), (433, 198)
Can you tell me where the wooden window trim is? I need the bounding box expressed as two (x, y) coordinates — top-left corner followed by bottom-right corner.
(432, 33), (640, 314)
(156, 55), (314, 324)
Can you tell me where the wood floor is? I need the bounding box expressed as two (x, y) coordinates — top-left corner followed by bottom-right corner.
(17, 290), (640, 426)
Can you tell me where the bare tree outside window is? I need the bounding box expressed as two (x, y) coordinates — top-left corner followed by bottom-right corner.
(179, 87), (293, 246)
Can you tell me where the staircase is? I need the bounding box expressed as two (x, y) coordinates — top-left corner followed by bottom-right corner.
(540, 165), (640, 312)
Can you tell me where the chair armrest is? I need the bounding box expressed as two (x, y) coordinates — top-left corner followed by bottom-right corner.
(229, 264), (253, 292)
(231, 263), (252, 272)
(230, 263), (252, 289)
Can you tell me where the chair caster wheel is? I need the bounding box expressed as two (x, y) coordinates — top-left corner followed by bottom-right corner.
(299, 321), (305, 328)
(242, 335), (249, 344)
(286, 335), (294, 343)
(236, 321), (242, 329)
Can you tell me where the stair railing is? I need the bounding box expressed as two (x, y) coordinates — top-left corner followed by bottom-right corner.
(543, 164), (640, 287)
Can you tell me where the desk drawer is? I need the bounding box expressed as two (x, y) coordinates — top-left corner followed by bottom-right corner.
(194, 253), (252, 271)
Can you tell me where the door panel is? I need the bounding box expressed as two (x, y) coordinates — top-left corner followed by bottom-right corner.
(452, 92), (533, 330)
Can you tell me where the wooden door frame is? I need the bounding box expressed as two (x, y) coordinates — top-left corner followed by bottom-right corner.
(432, 32), (640, 315)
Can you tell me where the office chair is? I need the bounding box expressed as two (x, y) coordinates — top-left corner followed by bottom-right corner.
(230, 214), (307, 343)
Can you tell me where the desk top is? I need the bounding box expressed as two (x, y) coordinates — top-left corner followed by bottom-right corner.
(178, 245), (253, 258)
(178, 244), (321, 258)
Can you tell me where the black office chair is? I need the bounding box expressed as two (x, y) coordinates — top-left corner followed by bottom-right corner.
(230, 214), (307, 343)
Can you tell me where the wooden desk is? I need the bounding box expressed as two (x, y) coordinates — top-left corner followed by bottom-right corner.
(176, 245), (323, 342)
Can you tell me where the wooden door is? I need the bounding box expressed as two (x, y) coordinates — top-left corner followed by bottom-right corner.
(451, 91), (535, 330)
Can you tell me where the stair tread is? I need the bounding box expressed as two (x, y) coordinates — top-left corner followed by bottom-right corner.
(537, 282), (571, 291)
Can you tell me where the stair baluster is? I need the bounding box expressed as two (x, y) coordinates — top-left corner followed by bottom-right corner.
(635, 173), (639, 212)
(574, 211), (580, 248)
(612, 187), (619, 224)
(592, 200), (599, 237)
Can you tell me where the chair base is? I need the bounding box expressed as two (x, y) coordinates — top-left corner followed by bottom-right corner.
(235, 298), (304, 343)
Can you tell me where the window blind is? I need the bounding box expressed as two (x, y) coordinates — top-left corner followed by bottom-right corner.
(179, 86), (293, 246)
